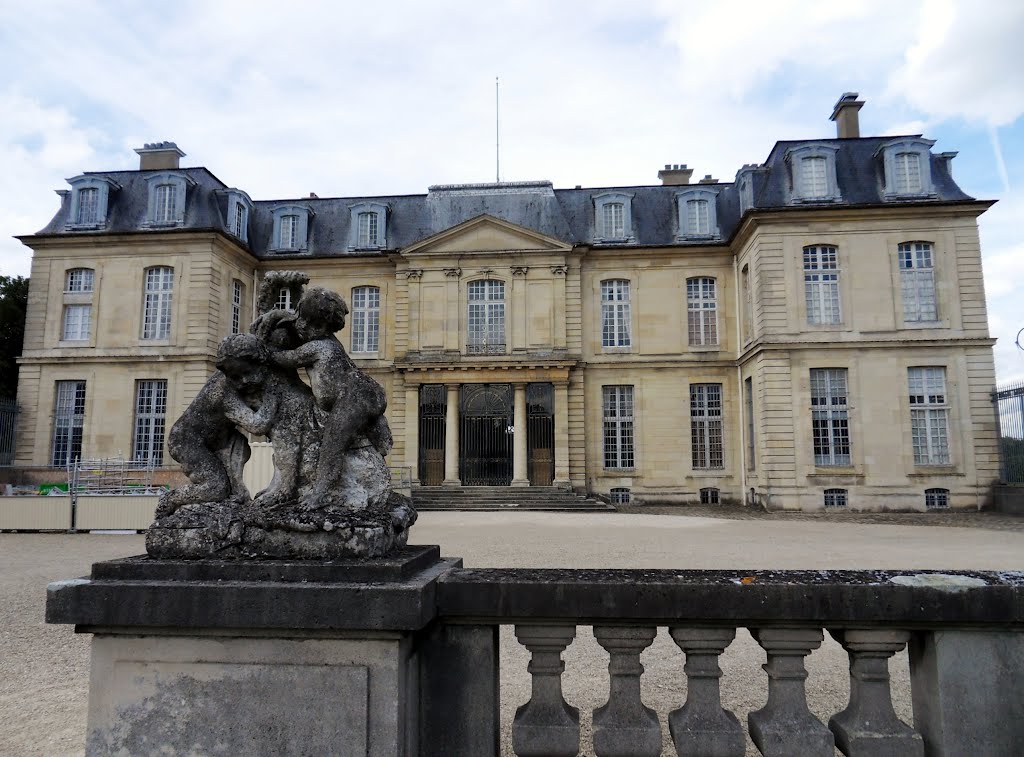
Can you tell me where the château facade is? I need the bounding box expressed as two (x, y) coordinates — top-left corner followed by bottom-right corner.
(13, 94), (999, 510)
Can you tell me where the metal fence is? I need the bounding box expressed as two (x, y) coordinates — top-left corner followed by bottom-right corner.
(0, 398), (17, 466)
(994, 378), (1024, 483)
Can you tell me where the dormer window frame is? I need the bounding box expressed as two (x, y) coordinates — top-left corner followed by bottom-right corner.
(786, 143), (842, 203)
(675, 187), (721, 240)
(878, 138), (936, 199)
(65, 175), (119, 230)
(592, 191), (635, 244)
(348, 202), (389, 250)
(143, 172), (195, 228)
(224, 189), (254, 244)
(270, 204), (313, 253)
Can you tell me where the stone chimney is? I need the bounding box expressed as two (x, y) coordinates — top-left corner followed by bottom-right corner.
(830, 93), (864, 138)
(135, 142), (185, 170)
(698, 174), (719, 184)
(937, 151), (958, 178)
(657, 164), (694, 186)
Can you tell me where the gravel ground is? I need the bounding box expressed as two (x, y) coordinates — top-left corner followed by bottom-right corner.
(3, 509), (1024, 756)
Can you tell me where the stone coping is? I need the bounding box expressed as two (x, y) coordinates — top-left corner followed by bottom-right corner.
(437, 568), (1024, 626)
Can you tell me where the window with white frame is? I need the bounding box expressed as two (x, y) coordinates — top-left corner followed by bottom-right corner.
(280, 214), (298, 249)
(687, 277), (718, 346)
(144, 172), (191, 226)
(232, 202), (246, 239)
(676, 188), (720, 239)
(894, 153), (922, 194)
(77, 188), (99, 225)
(879, 138), (935, 198)
(348, 202), (388, 250)
(909, 367), (950, 465)
(811, 368), (851, 466)
(690, 383), (724, 469)
(51, 380), (86, 467)
(803, 245), (841, 325)
(154, 184), (177, 223)
(700, 487), (720, 505)
(603, 385), (635, 469)
(358, 213), (378, 247)
(132, 379), (167, 464)
(351, 286), (381, 353)
(270, 205), (311, 252)
(467, 279), (505, 354)
(688, 199), (709, 234)
(610, 487), (631, 505)
(899, 241), (937, 322)
(824, 488), (848, 508)
(277, 287), (293, 311)
(231, 280), (244, 335)
(66, 175), (117, 229)
(62, 305), (91, 341)
(142, 266), (174, 340)
(801, 157), (828, 197)
(65, 268), (94, 293)
(925, 488), (949, 509)
(593, 192), (634, 242)
(787, 144), (841, 202)
(601, 279), (631, 348)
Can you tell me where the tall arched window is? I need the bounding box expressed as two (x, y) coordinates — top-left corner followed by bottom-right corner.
(601, 279), (631, 348)
(467, 279), (505, 354)
(142, 266), (174, 340)
(351, 286), (381, 353)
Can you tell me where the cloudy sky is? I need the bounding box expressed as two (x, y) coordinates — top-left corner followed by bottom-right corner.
(1, 0), (1022, 379)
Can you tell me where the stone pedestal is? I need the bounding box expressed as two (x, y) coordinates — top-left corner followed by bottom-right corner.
(46, 546), (489, 757)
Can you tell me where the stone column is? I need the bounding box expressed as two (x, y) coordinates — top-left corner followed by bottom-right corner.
(405, 386), (420, 486)
(592, 626), (661, 757)
(512, 383), (529, 487)
(553, 382), (570, 488)
(512, 624), (579, 757)
(443, 384), (461, 486)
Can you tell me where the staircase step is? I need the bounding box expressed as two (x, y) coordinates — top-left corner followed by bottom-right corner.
(411, 486), (614, 512)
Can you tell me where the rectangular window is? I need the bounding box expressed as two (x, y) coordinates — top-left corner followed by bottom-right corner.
(824, 488), (848, 508)
(51, 380), (86, 467)
(602, 202), (625, 239)
(351, 286), (381, 353)
(899, 242), (937, 322)
(467, 279), (505, 353)
(610, 487), (631, 505)
(686, 199), (710, 235)
(601, 279), (631, 348)
(925, 488), (949, 509)
(690, 383), (724, 469)
(132, 380), (167, 464)
(602, 385), (635, 469)
(894, 152), (922, 194)
(803, 245), (841, 325)
(154, 184), (177, 223)
(280, 214), (298, 248)
(62, 304), (91, 341)
(357, 212), (378, 247)
(810, 368), (851, 466)
(801, 156), (828, 197)
(909, 367), (950, 465)
(700, 487), (720, 505)
(142, 267), (174, 340)
(232, 203), (246, 238)
(687, 277), (718, 346)
(231, 280), (243, 335)
(277, 287), (292, 310)
(65, 268), (94, 293)
(745, 376), (755, 471)
(77, 188), (99, 224)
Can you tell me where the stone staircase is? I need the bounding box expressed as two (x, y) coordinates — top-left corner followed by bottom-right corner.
(412, 486), (614, 512)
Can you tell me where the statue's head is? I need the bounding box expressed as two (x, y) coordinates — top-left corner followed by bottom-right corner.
(294, 287), (349, 339)
(217, 334), (270, 395)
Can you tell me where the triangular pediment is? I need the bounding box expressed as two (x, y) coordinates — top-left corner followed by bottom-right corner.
(403, 214), (571, 256)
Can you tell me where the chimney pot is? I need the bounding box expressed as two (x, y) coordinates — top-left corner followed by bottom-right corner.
(135, 141), (186, 170)
(830, 92), (865, 138)
(657, 163), (694, 186)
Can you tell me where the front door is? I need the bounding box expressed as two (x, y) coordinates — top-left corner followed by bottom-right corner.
(418, 385), (446, 486)
(527, 383), (555, 486)
(460, 383), (513, 485)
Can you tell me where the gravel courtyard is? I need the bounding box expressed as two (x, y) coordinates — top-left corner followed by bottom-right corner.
(3, 509), (1023, 756)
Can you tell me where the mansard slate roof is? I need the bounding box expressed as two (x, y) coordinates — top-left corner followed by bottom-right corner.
(35, 136), (976, 258)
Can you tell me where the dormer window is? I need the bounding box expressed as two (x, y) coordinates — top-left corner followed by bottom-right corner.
(224, 189), (253, 243)
(592, 192), (634, 243)
(676, 188), (720, 240)
(65, 175), (118, 230)
(878, 138), (936, 198)
(270, 205), (312, 253)
(144, 172), (193, 227)
(348, 202), (388, 250)
(786, 143), (841, 203)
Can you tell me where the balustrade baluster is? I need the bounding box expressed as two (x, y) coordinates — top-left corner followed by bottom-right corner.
(512, 624), (580, 757)
(747, 627), (834, 756)
(668, 627), (744, 757)
(829, 629), (923, 756)
(592, 626), (661, 757)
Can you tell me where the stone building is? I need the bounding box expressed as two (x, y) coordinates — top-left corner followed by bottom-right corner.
(13, 94), (999, 510)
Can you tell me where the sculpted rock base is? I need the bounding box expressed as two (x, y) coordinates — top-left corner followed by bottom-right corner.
(146, 492), (417, 560)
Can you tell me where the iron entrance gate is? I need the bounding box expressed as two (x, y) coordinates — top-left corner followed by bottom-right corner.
(418, 385), (446, 486)
(460, 383), (513, 486)
(994, 379), (1024, 483)
(527, 383), (554, 486)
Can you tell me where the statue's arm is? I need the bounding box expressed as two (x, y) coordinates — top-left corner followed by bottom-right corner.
(270, 342), (318, 370)
(222, 388), (277, 436)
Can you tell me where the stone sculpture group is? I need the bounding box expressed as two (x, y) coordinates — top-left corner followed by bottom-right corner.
(146, 272), (416, 559)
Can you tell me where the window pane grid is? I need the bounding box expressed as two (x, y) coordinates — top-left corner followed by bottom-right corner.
(824, 488), (848, 508)
(925, 488), (949, 509)
(62, 304), (91, 341)
(280, 215), (298, 248)
(233, 203), (246, 237)
(803, 246), (841, 324)
(687, 277), (718, 346)
(467, 280), (505, 353)
(899, 242), (937, 321)
(811, 368), (851, 466)
(894, 152), (922, 194)
(601, 280), (631, 347)
(602, 202), (625, 239)
(142, 267), (173, 340)
(603, 385), (635, 469)
(909, 367), (950, 465)
(802, 156), (828, 197)
(351, 286), (381, 352)
(132, 380), (167, 464)
(51, 380), (86, 467)
(77, 188), (98, 224)
(686, 199), (710, 235)
(231, 281), (243, 334)
(154, 184), (177, 223)
(65, 268), (94, 293)
(690, 383), (723, 469)
(357, 212), (378, 247)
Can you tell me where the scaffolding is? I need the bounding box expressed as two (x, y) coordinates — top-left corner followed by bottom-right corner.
(67, 455), (161, 495)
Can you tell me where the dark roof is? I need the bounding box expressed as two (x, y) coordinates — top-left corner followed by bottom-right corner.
(33, 137), (977, 257)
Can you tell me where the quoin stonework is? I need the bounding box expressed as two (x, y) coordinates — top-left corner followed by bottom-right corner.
(14, 94), (998, 511)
